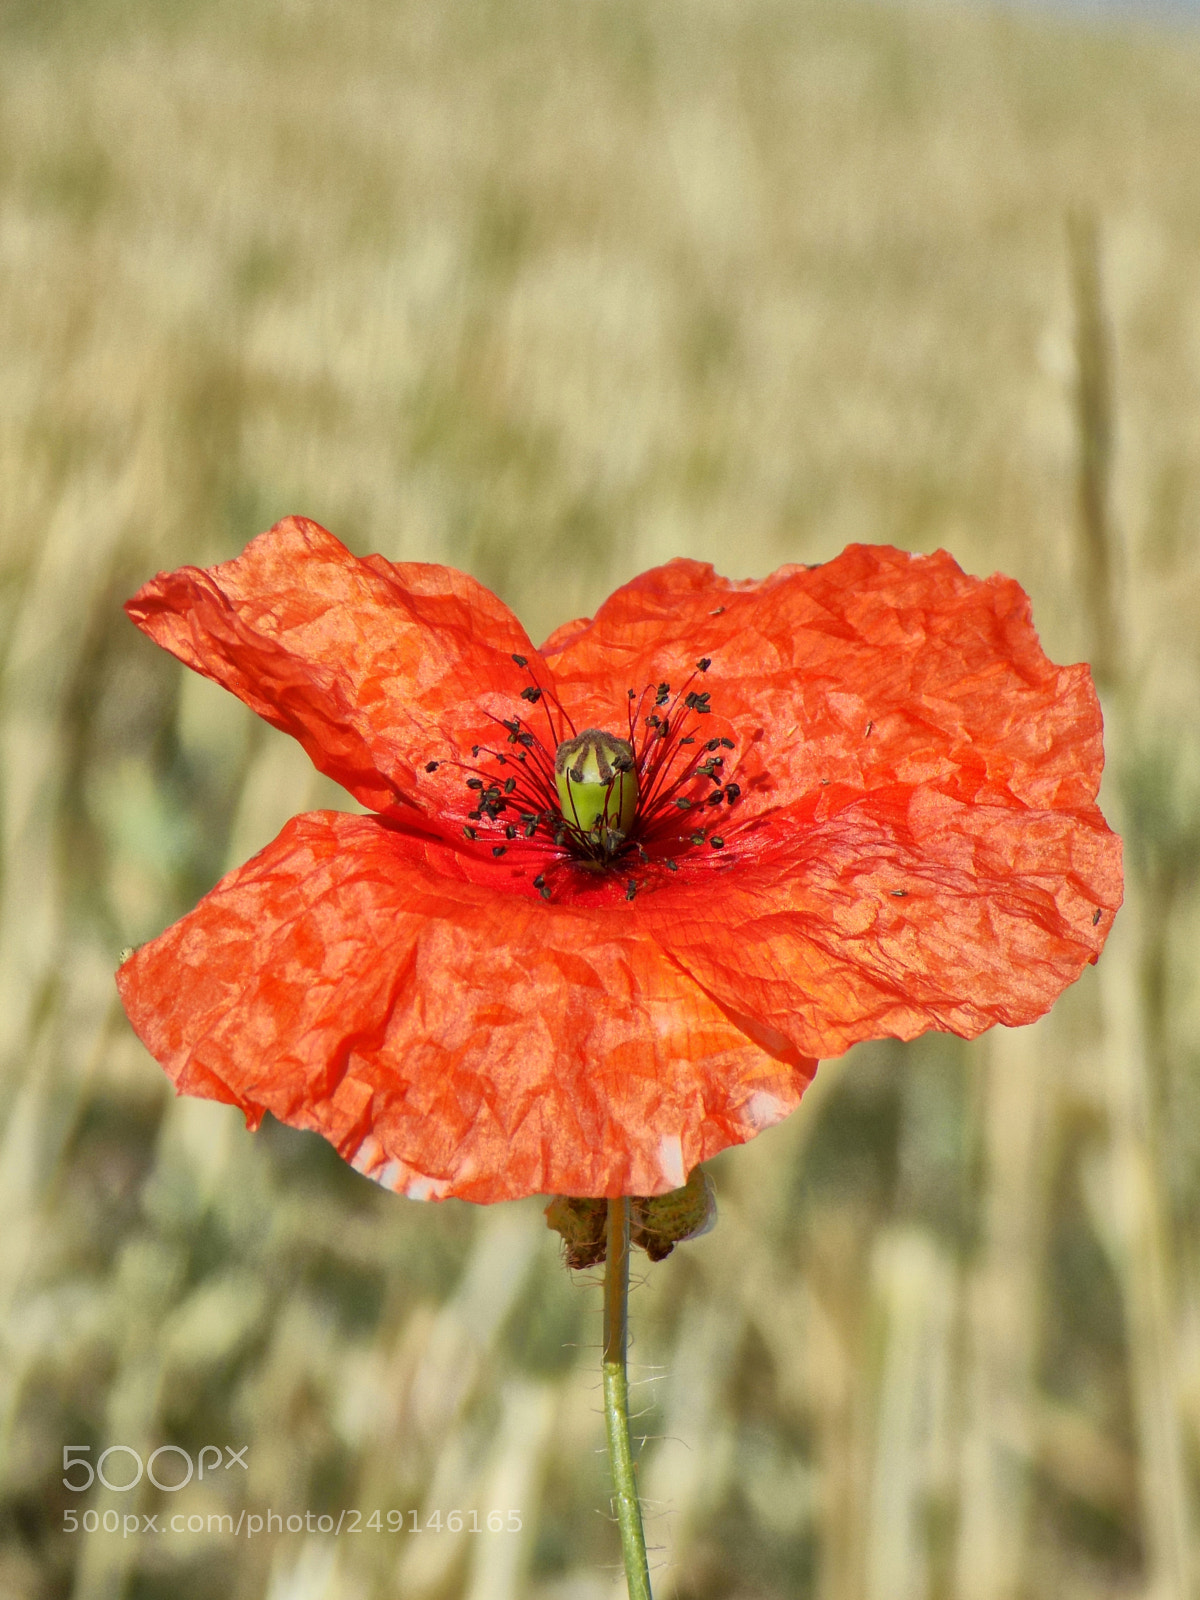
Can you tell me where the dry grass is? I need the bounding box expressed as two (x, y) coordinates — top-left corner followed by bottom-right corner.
(1, 0), (1198, 1596)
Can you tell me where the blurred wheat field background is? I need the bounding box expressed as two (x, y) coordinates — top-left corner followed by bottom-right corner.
(1, 0), (1198, 1597)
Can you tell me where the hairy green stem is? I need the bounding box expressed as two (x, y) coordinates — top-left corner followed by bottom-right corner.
(603, 1196), (653, 1600)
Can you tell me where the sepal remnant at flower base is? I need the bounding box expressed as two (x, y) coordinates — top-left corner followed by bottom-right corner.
(117, 518), (1122, 1205)
(547, 1168), (717, 1268)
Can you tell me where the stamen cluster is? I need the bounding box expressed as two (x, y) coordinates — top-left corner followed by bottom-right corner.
(426, 654), (744, 900)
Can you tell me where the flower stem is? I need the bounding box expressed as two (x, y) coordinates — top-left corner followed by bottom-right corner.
(603, 1196), (653, 1600)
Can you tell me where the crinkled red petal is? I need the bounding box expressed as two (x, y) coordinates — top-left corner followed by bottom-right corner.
(634, 785), (1122, 1058)
(537, 545), (1122, 1055)
(543, 546), (1106, 817)
(116, 811), (817, 1203)
(125, 518), (542, 819)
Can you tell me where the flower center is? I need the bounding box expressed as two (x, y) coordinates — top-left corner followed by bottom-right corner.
(430, 653), (743, 898)
(554, 729), (638, 855)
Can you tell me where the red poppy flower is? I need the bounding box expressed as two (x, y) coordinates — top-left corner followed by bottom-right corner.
(116, 518), (1122, 1205)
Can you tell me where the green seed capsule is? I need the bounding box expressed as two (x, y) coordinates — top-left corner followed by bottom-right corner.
(554, 728), (638, 853)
